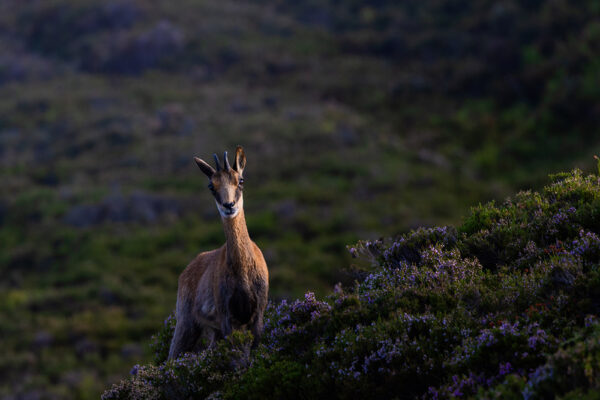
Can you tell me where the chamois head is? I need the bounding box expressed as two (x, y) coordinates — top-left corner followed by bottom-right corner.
(194, 146), (246, 219)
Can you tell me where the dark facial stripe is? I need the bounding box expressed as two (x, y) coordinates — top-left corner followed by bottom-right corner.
(213, 191), (222, 204)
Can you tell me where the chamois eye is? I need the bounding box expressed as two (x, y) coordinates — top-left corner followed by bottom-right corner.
(208, 182), (215, 192)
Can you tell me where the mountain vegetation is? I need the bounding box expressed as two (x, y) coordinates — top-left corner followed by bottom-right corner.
(104, 169), (600, 399)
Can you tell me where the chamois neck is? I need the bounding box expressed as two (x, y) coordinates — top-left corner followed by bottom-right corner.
(222, 209), (253, 269)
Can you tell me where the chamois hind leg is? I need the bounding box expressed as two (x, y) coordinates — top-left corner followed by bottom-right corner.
(192, 326), (220, 351)
(168, 316), (198, 361)
(203, 327), (223, 348)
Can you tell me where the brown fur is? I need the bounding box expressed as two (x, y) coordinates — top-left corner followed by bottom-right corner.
(168, 147), (268, 360)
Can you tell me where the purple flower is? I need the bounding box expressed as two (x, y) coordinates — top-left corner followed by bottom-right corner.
(499, 362), (512, 376)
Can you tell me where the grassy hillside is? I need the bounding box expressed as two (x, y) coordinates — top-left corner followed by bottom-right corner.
(1, 0), (600, 398)
(104, 169), (600, 399)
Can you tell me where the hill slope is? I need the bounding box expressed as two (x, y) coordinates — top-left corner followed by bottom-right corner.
(103, 169), (600, 399)
(2, 0), (600, 398)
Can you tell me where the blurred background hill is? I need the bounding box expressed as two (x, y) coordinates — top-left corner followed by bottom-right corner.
(1, 0), (599, 398)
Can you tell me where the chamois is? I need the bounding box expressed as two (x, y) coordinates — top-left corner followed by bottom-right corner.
(168, 146), (269, 360)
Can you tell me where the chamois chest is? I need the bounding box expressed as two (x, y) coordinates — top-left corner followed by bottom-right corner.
(219, 268), (266, 326)
(228, 284), (256, 325)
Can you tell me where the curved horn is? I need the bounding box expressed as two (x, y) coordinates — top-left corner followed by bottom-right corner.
(223, 151), (230, 171)
(213, 153), (221, 171)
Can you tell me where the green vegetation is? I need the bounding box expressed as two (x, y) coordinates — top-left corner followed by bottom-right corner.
(1, 0), (600, 398)
(104, 170), (600, 399)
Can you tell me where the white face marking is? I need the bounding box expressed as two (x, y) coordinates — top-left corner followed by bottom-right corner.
(215, 197), (243, 219)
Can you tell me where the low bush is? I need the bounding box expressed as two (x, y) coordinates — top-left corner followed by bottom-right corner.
(104, 170), (600, 399)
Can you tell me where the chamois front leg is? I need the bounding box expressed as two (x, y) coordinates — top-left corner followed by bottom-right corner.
(168, 296), (200, 360)
(220, 316), (232, 338)
(219, 282), (233, 338)
(168, 316), (198, 361)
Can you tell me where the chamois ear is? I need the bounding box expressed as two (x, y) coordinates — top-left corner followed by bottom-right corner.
(194, 157), (215, 178)
(234, 146), (246, 175)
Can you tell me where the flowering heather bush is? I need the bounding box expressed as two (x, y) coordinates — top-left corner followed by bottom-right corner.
(150, 311), (176, 364)
(104, 170), (600, 399)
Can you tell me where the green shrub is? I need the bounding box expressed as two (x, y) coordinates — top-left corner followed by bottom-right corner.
(104, 172), (600, 399)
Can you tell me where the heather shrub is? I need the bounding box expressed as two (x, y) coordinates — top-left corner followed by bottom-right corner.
(150, 311), (176, 365)
(481, 323), (600, 399)
(103, 331), (253, 400)
(348, 226), (459, 268)
(104, 170), (600, 399)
